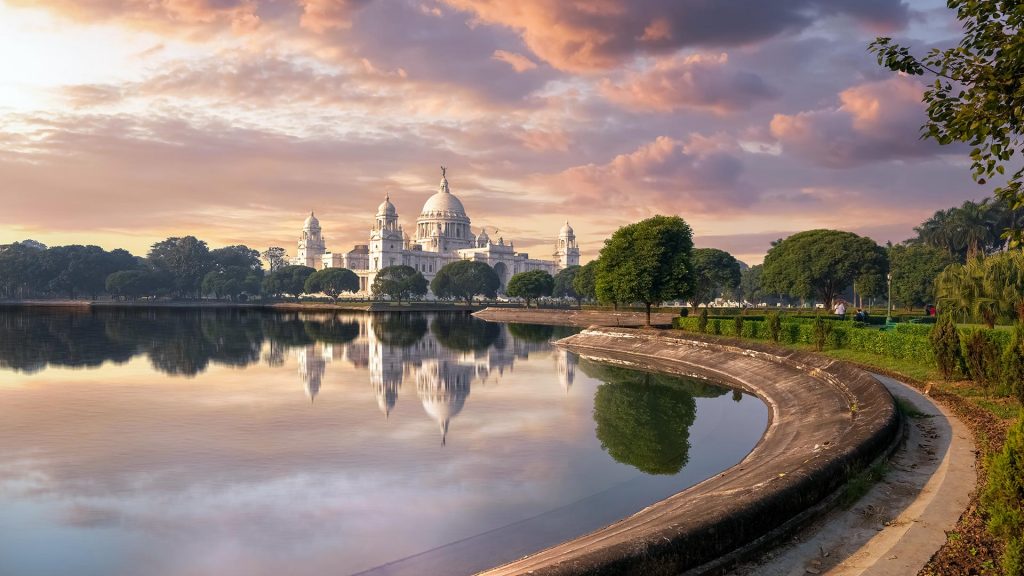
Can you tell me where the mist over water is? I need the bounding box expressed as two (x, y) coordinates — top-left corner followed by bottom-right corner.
(0, 309), (767, 576)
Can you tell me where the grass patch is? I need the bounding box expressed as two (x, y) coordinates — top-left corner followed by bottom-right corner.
(839, 460), (888, 508)
(821, 347), (938, 382)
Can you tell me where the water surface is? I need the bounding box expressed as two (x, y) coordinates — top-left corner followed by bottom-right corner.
(0, 309), (768, 576)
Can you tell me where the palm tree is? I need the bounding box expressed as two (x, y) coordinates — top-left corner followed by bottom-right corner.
(953, 200), (998, 259)
(915, 208), (965, 259)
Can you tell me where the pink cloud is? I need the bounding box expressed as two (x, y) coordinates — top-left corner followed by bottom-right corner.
(299, 0), (372, 32)
(770, 76), (947, 168)
(600, 52), (777, 114)
(492, 49), (538, 72)
(439, 0), (910, 71)
(552, 135), (750, 216)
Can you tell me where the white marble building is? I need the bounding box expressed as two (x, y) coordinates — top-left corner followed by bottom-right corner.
(294, 168), (580, 294)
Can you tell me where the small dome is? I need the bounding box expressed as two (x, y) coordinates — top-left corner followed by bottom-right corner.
(304, 211), (320, 229)
(477, 228), (490, 241)
(559, 221), (573, 235)
(377, 194), (397, 217)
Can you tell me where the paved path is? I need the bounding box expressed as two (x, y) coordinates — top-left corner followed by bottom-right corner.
(730, 375), (975, 576)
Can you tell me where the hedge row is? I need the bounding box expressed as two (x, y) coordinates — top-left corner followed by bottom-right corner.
(673, 316), (1010, 365)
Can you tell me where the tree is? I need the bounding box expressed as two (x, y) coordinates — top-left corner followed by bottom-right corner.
(762, 229), (888, 309)
(262, 265), (315, 298)
(106, 270), (159, 300)
(148, 236), (212, 298)
(936, 251), (1024, 326)
(889, 244), (957, 309)
(430, 260), (500, 303)
(595, 215), (694, 325)
(552, 265), (582, 305)
(738, 264), (764, 304)
(261, 247), (288, 272)
(202, 266), (262, 301)
(689, 248), (741, 312)
(371, 265), (428, 303)
(870, 4), (1024, 247)
(506, 269), (555, 308)
(982, 415), (1024, 576)
(305, 268), (359, 301)
(572, 260), (598, 302)
(211, 245), (262, 271)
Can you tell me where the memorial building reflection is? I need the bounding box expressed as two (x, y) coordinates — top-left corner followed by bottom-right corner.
(0, 308), (574, 442)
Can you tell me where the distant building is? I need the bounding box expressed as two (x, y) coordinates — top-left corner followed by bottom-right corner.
(294, 168), (581, 294)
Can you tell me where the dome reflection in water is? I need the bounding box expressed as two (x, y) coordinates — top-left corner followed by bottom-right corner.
(0, 309), (767, 576)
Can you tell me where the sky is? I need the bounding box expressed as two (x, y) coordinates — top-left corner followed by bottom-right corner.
(0, 0), (991, 265)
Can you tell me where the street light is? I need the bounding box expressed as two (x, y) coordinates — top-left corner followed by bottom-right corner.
(886, 272), (892, 324)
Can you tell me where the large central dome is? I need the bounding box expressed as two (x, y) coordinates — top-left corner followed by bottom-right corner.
(420, 170), (467, 218)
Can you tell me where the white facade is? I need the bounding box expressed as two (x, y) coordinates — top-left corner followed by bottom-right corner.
(303, 168), (580, 295)
(291, 212), (326, 269)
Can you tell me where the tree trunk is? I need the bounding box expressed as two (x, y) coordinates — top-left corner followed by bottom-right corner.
(645, 303), (652, 326)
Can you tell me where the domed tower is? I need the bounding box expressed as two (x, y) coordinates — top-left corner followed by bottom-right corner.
(554, 221), (580, 270)
(369, 194), (405, 271)
(476, 227), (491, 248)
(296, 211), (326, 269)
(415, 166), (472, 253)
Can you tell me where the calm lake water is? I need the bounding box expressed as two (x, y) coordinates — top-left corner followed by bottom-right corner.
(0, 309), (768, 576)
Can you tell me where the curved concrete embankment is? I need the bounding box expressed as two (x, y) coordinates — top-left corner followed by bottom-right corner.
(478, 327), (900, 576)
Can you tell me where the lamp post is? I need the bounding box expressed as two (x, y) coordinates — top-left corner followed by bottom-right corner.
(886, 272), (892, 324)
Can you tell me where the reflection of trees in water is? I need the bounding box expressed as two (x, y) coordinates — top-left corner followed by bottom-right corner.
(583, 360), (727, 475)
(372, 313), (428, 348)
(0, 309), (362, 377)
(0, 309), (137, 373)
(429, 313), (500, 352)
(506, 322), (554, 344)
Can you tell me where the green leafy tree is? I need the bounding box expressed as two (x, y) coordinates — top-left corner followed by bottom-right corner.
(572, 260), (598, 302)
(690, 248), (741, 312)
(870, 3), (1024, 247)
(595, 215), (695, 325)
(762, 229), (888, 309)
(371, 265), (428, 303)
(889, 244), (957, 309)
(148, 236), (213, 298)
(982, 415), (1024, 576)
(305, 268), (359, 301)
(106, 270), (159, 300)
(506, 269), (555, 308)
(738, 264), (764, 304)
(935, 252), (1024, 327)
(553, 265), (582, 305)
(263, 265), (315, 298)
(211, 245), (262, 272)
(430, 260), (500, 303)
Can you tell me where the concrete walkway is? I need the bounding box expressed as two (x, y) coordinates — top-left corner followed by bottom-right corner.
(730, 375), (975, 576)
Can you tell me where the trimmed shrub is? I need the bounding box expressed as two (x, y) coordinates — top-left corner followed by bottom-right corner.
(983, 415), (1024, 576)
(679, 308), (689, 317)
(812, 315), (832, 351)
(710, 318), (722, 335)
(1003, 325), (1024, 403)
(733, 315), (744, 337)
(698, 308), (709, 334)
(963, 330), (1002, 395)
(767, 312), (782, 342)
(931, 315), (962, 381)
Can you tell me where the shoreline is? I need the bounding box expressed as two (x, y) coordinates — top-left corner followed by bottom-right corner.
(472, 318), (900, 576)
(0, 299), (499, 313)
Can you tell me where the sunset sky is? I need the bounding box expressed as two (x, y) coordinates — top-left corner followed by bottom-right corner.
(0, 0), (989, 264)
